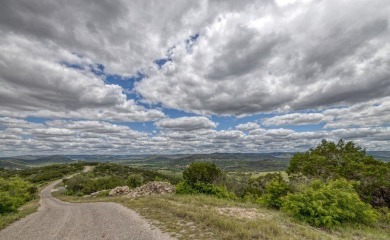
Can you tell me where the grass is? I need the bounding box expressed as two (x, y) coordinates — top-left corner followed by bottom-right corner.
(0, 198), (40, 230)
(53, 192), (390, 240)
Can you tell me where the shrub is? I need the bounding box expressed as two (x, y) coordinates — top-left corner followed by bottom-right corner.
(176, 181), (236, 199)
(259, 178), (291, 209)
(127, 174), (144, 188)
(0, 177), (37, 214)
(183, 162), (222, 186)
(287, 139), (390, 208)
(282, 179), (378, 228)
(244, 172), (286, 197)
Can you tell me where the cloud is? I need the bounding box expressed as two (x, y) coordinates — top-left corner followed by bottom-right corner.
(236, 122), (260, 131)
(0, 0), (205, 75)
(262, 97), (390, 128)
(136, 0), (390, 116)
(1, 117), (390, 156)
(0, 0), (389, 155)
(323, 97), (390, 128)
(263, 113), (326, 126)
(155, 116), (217, 131)
(0, 34), (164, 121)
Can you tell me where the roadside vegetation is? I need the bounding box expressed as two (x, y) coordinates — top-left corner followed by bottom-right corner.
(0, 162), (88, 229)
(54, 139), (390, 239)
(62, 163), (181, 196)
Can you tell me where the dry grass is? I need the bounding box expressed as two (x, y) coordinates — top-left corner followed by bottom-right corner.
(53, 193), (390, 240)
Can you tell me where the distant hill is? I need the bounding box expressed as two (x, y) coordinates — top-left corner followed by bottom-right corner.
(0, 155), (74, 169)
(27, 155), (74, 165)
(1, 151), (388, 171)
(367, 151), (390, 162)
(0, 159), (30, 169)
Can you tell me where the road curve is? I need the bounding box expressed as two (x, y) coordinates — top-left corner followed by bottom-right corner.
(0, 179), (174, 240)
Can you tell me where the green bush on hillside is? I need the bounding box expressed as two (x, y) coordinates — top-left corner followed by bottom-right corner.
(282, 179), (377, 228)
(127, 174), (144, 188)
(259, 178), (291, 209)
(0, 177), (37, 214)
(63, 163), (178, 195)
(244, 172), (286, 197)
(176, 181), (236, 199)
(177, 162), (236, 199)
(287, 139), (390, 207)
(183, 162), (222, 185)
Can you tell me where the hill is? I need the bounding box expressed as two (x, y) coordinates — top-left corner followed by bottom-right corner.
(0, 155), (74, 169)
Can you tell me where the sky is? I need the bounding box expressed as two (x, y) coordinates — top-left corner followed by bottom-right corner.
(0, 0), (389, 156)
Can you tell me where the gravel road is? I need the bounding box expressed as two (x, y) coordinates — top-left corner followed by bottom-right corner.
(0, 177), (174, 240)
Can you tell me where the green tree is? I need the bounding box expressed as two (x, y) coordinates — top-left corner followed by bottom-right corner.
(287, 139), (390, 207)
(127, 174), (144, 188)
(183, 162), (222, 186)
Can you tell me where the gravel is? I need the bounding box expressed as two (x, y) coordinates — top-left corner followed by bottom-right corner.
(0, 179), (175, 240)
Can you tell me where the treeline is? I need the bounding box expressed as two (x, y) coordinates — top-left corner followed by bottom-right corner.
(63, 163), (181, 195)
(0, 162), (88, 214)
(176, 140), (390, 228)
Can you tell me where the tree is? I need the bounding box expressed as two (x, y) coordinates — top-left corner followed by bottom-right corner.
(183, 162), (222, 186)
(287, 139), (390, 207)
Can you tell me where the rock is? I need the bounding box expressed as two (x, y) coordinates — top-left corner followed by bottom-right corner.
(125, 181), (175, 198)
(109, 186), (130, 196)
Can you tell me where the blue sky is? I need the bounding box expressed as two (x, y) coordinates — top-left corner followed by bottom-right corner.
(0, 0), (389, 156)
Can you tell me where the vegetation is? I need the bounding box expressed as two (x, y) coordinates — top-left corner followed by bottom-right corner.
(0, 177), (37, 214)
(0, 162), (86, 183)
(170, 140), (390, 229)
(288, 139), (390, 208)
(282, 179), (377, 228)
(0, 198), (40, 230)
(2, 139), (389, 238)
(55, 193), (390, 240)
(183, 162), (222, 185)
(63, 163), (180, 195)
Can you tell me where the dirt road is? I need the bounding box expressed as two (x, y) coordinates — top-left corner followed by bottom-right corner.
(0, 178), (173, 240)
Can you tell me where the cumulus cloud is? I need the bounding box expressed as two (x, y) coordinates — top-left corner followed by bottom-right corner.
(0, 0), (389, 155)
(2, 117), (389, 156)
(136, 0), (390, 116)
(0, 34), (164, 121)
(155, 116), (217, 131)
(323, 97), (390, 128)
(263, 113), (326, 126)
(262, 97), (390, 128)
(236, 122), (260, 131)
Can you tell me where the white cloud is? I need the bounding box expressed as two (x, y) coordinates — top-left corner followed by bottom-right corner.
(0, 34), (164, 121)
(136, 0), (390, 116)
(263, 113), (326, 126)
(236, 122), (260, 131)
(155, 116), (217, 131)
(262, 97), (390, 128)
(1, 117), (389, 156)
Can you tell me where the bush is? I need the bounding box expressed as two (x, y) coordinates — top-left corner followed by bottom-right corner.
(176, 181), (236, 199)
(287, 139), (390, 208)
(244, 172), (286, 197)
(64, 174), (127, 195)
(282, 179), (377, 228)
(183, 162), (222, 186)
(0, 177), (37, 214)
(259, 178), (290, 209)
(127, 174), (144, 188)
